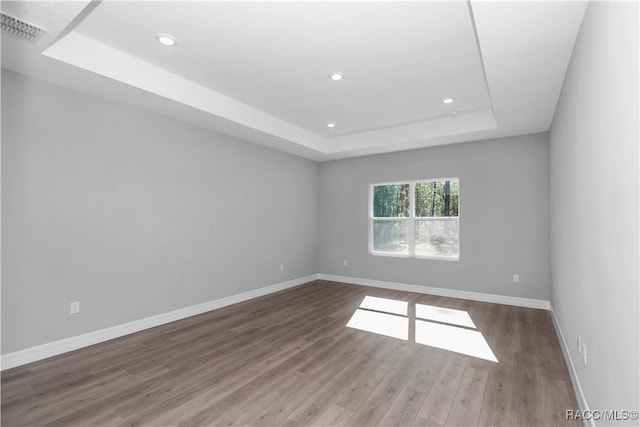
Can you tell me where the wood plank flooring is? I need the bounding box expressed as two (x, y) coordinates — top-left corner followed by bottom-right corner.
(1, 280), (580, 426)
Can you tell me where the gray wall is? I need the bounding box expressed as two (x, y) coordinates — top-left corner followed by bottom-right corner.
(1, 70), (319, 354)
(318, 133), (551, 300)
(549, 1), (639, 422)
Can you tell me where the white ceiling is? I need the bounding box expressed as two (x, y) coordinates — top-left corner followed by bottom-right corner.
(1, 1), (587, 161)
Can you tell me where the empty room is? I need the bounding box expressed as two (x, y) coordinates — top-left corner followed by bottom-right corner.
(1, 1), (638, 426)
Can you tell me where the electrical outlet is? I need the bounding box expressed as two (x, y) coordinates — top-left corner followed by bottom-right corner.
(70, 301), (80, 315)
(279, 264), (284, 271)
(513, 274), (520, 283)
(343, 259), (348, 266)
(577, 335), (581, 352)
(582, 345), (587, 366)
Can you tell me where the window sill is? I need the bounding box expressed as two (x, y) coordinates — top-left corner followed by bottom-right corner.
(370, 251), (460, 261)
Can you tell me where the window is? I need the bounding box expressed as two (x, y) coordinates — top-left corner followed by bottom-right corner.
(369, 178), (459, 260)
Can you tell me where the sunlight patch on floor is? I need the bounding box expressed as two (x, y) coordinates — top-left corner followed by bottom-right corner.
(346, 309), (409, 340)
(415, 319), (498, 362)
(415, 303), (476, 329)
(360, 295), (408, 316)
(346, 296), (498, 362)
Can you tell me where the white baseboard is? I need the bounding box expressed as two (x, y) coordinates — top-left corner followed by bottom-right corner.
(1, 274), (318, 371)
(1, 273), (551, 371)
(550, 305), (593, 427)
(317, 274), (551, 310)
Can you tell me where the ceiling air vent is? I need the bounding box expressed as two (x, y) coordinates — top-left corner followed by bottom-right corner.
(1, 12), (46, 43)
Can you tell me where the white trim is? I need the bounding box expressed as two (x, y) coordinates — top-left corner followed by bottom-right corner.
(369, 251), (411, 258)
(409, 182), (416, 257)
(1, 274), (318, 371)
(414, 253), (460, 262)
(549, 305), (592, 427)
(1, 273), (554, 371)
(317, 274), (551, 310)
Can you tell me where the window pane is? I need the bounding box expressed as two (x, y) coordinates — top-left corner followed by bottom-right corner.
(415, 180), (459, 217)
(373, 184), (410, 217)
(373, 220), (408, 254)
(415, 219), (459, 258)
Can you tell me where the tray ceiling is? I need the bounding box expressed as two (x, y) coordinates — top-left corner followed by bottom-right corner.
(1, 1), (587, 160)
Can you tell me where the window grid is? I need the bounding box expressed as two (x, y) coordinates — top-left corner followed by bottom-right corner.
(370, 178), (460, 260)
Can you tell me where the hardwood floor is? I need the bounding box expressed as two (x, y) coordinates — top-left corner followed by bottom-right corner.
(1, 280), (580, 426)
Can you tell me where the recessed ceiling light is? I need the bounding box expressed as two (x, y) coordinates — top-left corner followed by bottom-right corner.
(329, 72), (343, 81)
(442, 98), (455, 104)
(156, 33), (176, 47)
(327, 123), (336, 128)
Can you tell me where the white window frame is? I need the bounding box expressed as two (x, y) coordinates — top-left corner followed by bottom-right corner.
(369, 178), (460, 261)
